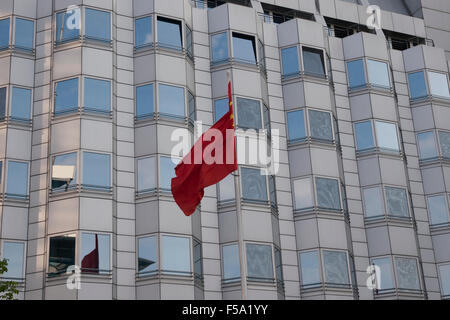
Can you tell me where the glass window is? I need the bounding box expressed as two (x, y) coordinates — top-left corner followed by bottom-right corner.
(81, 233), (110, 274)
(137, 157), (156, 194)
(85, 8), (111, 41)
(232, 33), (256, 64)
(372, 257), (394, 290)
(438, 264), (450, 298)
(263, 105), (270, 132)
(427, 195), (449, 225)
(161, 235), (191, 275)
(347, 59), (366, 89)
(14, 18), (34, 50)
(236, 97), (261, 129)
(394, 257), (420, 290)
(186, 25), (193, 58)
(82, 152), (110, 190)
(274, 247), (283, 284)
(48, 234), (76, 275)
(138, 236), (157, 276)
(323, 250), (349, 286)
(302, 47), (325, 77)
(355, 121), (375, 151)
(211, 32), (229, 64)
(287, 110), (306, 142)
(6, 161), (28, 198)
(1, 242), (24, 280)
(214, 98), (228, 122)
(299, 251), (320, 287)
(188, 91), (195, 123)
(0, 161), (2, 185)
(52, 152), (77, 190)
(0, 87), (6, 119)
(375, 121), (399, 151)
(293, 178), (313, 210)
(136, 84), (154, 118)
(408, 71), (427, 100)
(281, 46), (299, 77)
(11, 87), (31, 120)
(158, 84), (185, 118)
(367, 59), (390, 88)
(56, 11), (80, 44)
(160, 156), (177, 191)
(439, 131), (450, 159)
(193, 239), (202, 279)
(55, 78), (79, 115)
(222, 244), (240, 282)
(309, 110), (333, 141)
(135, 16), (152, 48)
(417, 131), (438, 160)
(258, 40), (265, 69)
(241, 167), (267, 202)
(428, 71), (450, 98)
(268, 175), (276, 206)
(218, 174), (235, 202)
(157, 16), (182, 50)
(363, 187), (384, 218)
(315, 177), (341, 210)
(385, 186), (409, 218)
(246, 243), (273, 281)
(0, 18), (10, 50)
(84, 78), (111, 113)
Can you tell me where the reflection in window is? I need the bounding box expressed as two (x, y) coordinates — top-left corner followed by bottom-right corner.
(160, 156), (177, 191)
(15, 18), (34, 50)
(281, 46), (299, 77)
(0, 87), (6, 119)
(135, 16), (152, 48)
(56, 11), (80, 44)
(186, 25), (193, 58)
(394, 257), (420, 290)
(137, 157), (156, 194)
(417, 131), (438, 160)
(293, 178), (313, 210)
(355, 121), (375, 151)
(188, 91), (195, 123)
(211, 32), (228, 64)
(136, 84), (154, 119)
(157, 17), (182, 50)
(302, 47), (325, 77)
(287, 110), (306, 143)
(263, 105), (271, 133)
(237, 97), (261, 129)
(299, 251), (320, 288)
(0, 161), (2, 185)
(241, 167), (267, 202)
(84, 78), (111, 113)
(385, 186), (409, 218)
(246, 243), (273, 281)
(439, 131), (450, 159)
(83, 152), (111, 190)
(11, 87), (31, 121)
(258, 40), (265, 69)
(0, 18), (10, 50)
(428, 72), (450, 99)
(138, 236), (157, 276)
(408, 71), (427, 100)
(274, 247), (283, 285)
(81, 233), (110, 274)
(315, 177), (341, 210)
(268, 175), (277, 207)
(6, 161), (28, 198)
(52, 152), (77, 191)
(347, 59), (366, 89)
(222, 244), (240, 282)
(1, 242), (24, 280)
(55, 78), (79, 115)
(438, 264), (450, 298)
(309, 110), (333, 141)
(48, 235), (76, 276)
(372, 257), (394, 290)
(427, 195), (449, 226)
(158, 84), (185, 118)
(232, 33), (256, 64)
(218, 174), (235, 202)
(161, 236), (191, 275)
(367, 59), (390, 88)
(362, 187), (384, 218)
(375, 121), (399, 151)
(323, 250), (349, 286)
(193, 239), (202, 280)
(214, 98), (228, 122)
(85, 8), (111, 41)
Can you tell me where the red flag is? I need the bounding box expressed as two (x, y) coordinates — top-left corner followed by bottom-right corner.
(81, 234), (99, 273)
(171, 81), (237, 216)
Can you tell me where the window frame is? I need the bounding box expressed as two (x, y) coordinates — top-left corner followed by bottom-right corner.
(374, 120), (401, 153)
(427, 70), (450, 100)
(134, 14), (154, 50)
(239, 166), (270, 204)
(426, 193), (450, 226)
(84, 6), (112, 43)
(369, 256), (396, 293)
(286, 108), (307, 143)
(300, 46), (327, 79)
(13, 16), (35, 52)
(393, 256), (422, 292)
(362, 185), (386, 219)
(54, 8), (82, 45)
(5, 160), (29, 200)
(158, 155), (180, 193)
(51, 151), (79, 193)
(346, 58), (392, 91)
(245, 241), (275, 283)
(156, 81), (187, 120)
(81, 151), (112, 192)
(437, 130), (450, 160)
(136, 155), (157, 196)
(221, 242), (241, 283)
(135, 82), (155, 120)
(136, 234), (159, 277)
(231, 31), (258, 65)
(416, 130), (439, 161)
(160, 234), (192, 276)
(0, 240), (26, 282)
(366, 58), (392, 90)
(280, 45), (300, 78)
(383, 185), (411, 219)
(438, 263), (450, 299)
(47, 232), (77, 277)
(9, 85), (33, 122)
(235, 95), (264, 131)
(82, 76), (112, 115)
(313, 175), (343, 212)
(407, 69), (450, 101)
(78, 231), (112, 275)
(0, 17), (11, 51)
(298, 249), (322, 289)
(0, 86), (7, 121)
(53, 76), (81, 116)
(346, 58), (367, 90)
(156, 15), (183, 51)
(292, 176), (315, 212)
(210, 31), (230, 65)
(307, 108), (335, 143)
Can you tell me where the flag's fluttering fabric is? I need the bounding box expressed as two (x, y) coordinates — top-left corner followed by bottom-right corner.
(171, 81), (237, 216)
(81, 234), (99, 273)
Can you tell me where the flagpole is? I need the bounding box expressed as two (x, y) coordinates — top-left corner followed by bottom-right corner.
(227, 71), (247, 300)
